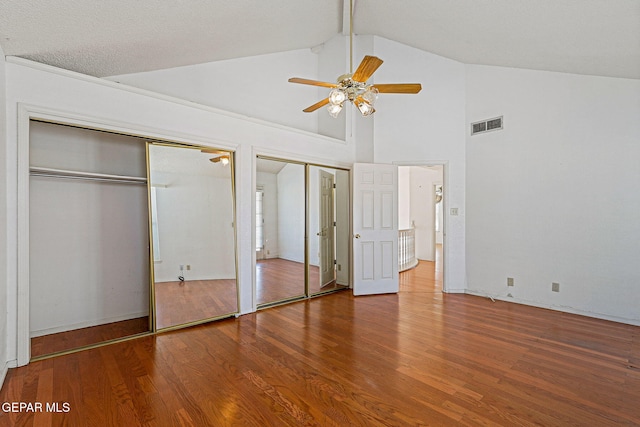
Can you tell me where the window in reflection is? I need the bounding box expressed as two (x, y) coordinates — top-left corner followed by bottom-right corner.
(148, 143), (238, 330)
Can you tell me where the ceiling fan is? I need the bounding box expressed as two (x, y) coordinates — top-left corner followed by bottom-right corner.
(288, 0), (422, 117)
(201, 148), (230, 165)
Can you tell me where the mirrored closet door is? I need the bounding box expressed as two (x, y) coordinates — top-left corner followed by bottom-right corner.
(148, 143), (238, 330)
(255, 157), (350, 308)
(255, 158), (306, 306)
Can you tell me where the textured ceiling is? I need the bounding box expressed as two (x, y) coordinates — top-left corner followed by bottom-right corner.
(0, 0), (638, 79)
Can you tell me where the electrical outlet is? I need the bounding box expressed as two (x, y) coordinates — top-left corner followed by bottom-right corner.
(337, 264), (341, 271)
(552, 282), (560, 292)
(450, 208), (459, 216)
(507, 277), (514, 286)
(186, 265), (191, 271)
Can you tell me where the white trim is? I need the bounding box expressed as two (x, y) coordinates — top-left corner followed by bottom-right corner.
(0, 362), (7, 389)
(15, 103), (246, 366)
(7, 56), (347, 146)
(464, 290), (640, 327)
(23, 103), (239, 153)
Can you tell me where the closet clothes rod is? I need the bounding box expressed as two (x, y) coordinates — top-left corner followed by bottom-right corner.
(29, 167), (147, 185)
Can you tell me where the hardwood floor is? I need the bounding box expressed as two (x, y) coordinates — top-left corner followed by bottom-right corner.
(30, 317), (150, 359)
(3, 260), (638, 426)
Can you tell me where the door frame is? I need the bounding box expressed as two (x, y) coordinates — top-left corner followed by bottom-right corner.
(394, 160), (449, 293)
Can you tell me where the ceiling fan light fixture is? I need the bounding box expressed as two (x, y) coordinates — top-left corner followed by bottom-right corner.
(355, 98), (375, 116)
(327, 103), (343, 118)
(329, 88), (346, 105)
(362, 86), (379, 105)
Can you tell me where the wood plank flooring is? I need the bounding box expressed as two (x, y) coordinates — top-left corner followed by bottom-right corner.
(2, 259), (638, 426)
(30, 317), (150, 359)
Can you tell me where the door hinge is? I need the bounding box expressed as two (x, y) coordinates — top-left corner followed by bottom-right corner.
(333, 221), (337, 226)
(334, 259), (337, 264)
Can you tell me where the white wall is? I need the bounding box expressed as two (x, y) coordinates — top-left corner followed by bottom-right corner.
(4, 58), (356, 367)
(0, 45), (8, 383)
(276, 163), (305, 263)
(108, 49), (321, 135)
(372, 37), (467, 292)
(466, 65), (640, 325)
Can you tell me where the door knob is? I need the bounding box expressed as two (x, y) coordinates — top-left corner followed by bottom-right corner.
(354, 234), (361, 239)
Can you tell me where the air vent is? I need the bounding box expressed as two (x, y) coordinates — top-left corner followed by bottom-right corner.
(471, 116), (503, 135)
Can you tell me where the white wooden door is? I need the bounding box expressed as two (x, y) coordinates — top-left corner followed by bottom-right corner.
(319, 169), (335, 287)
(353, 163), (399, 295)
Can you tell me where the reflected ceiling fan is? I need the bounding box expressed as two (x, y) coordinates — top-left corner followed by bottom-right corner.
(288, 0), (422, 117)
(201, 148), (230, 166)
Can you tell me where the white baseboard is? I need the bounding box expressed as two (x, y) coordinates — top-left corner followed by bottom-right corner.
(464, 290), (640, 326)
(30, 311), (149, 338)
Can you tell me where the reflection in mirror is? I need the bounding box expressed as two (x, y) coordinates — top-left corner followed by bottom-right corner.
(309, 166), (350, 295)
(149, 144), (237, 329)
(256, 158), (306, 306)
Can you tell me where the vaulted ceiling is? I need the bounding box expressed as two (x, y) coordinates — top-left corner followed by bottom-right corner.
(0, 0), (638, 79)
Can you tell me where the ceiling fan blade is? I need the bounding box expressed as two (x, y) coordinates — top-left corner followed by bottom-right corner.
(374, 83), (422, 94)
(352, 56), (384, 82)
(303, 98), (330, 113)
(209, 155), (230, 163)
(288, 78), (337, 88)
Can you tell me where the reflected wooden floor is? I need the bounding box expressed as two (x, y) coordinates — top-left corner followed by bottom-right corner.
(155, 279), (238, 329)
(256, 258), (347, 306)
(30, 317), (149, 359)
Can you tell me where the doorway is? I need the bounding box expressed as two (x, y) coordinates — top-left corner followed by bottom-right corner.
(397, 164), (444, 292)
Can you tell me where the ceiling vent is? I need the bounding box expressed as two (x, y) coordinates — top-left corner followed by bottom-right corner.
(471, 116), (503, 135)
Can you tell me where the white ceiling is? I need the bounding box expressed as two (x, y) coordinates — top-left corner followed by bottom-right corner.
(0, 0), (638, 79)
